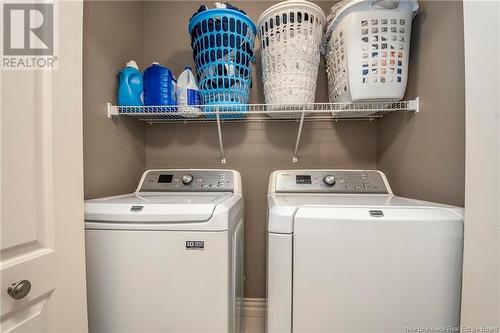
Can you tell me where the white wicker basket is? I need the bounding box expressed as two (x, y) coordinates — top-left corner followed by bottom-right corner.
(324, 0), (419, 103)
(258, 1), (326, 114)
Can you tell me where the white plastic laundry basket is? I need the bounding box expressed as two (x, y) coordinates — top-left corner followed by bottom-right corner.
(258, 1), (326, 114)
(324, 0), (419, 103)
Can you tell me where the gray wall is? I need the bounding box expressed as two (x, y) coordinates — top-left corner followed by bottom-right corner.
(83, 1), (146, 199)
(83, 1), (466, 299)
(146, 122), (378, 298)
(143, 1), (378, 298)
(378, 0), (465, 206)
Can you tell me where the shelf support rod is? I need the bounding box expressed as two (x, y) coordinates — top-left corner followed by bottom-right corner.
(292, 111), (306, 163)
(216, 107), (226, 164)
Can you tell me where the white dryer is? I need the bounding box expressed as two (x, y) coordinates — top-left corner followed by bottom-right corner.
(267, 170), (463, 333)
(85, 169), (244, 333)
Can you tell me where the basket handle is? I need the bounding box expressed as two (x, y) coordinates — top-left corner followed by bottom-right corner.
(369, 0), (400, 9)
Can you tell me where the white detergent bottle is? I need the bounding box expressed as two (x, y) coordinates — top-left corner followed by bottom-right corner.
(176, 67), (201, 117)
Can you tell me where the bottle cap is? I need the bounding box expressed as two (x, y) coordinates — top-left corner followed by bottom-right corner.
(152, 62), (160, 65)
(126, 60), (139, 70)
(185, 66), (192, 70)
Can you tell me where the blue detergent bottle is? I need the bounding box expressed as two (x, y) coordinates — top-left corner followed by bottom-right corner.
(143, 62), (174, 106)
(117, 60), (143, 106)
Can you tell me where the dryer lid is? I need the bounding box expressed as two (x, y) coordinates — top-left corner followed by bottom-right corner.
(84, 192), (232, 223)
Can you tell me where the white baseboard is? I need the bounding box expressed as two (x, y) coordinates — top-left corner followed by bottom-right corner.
(242, 297), (267, 318)
(242, 298), (266, 333)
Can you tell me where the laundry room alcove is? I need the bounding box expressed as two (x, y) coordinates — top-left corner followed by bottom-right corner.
(83, 0), (465, 302)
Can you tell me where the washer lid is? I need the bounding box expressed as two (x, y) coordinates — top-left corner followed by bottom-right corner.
(84, 192), (232, 223)
(268, 194), (464, 234)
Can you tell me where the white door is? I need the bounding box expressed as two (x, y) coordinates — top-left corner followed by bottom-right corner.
(1, 1), (88, 332)
(461, 0), (500, 327)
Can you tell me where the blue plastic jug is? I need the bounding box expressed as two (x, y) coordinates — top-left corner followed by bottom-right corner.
(143, 62), (175, 106)
(117, 60), (143, 106)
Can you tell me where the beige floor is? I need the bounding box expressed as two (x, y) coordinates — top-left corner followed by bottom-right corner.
(243, 316), (265, 333)
(242, 298), (266, 333)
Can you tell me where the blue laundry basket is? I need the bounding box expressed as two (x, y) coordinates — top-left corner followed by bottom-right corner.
(189, 9), (256, 118)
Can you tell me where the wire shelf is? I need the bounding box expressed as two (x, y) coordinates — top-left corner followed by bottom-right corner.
(107, 98), (419, 123)
(107, 98), (419, 164)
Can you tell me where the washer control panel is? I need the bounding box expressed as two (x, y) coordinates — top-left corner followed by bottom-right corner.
(274, 170), (389, 194)
(139, 170), (234, 192)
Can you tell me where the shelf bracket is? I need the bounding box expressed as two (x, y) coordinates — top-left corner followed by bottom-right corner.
(215, 107), (226, 164)
(292, 111), (306, 163)
(409, 97), (420, 113)
(107, 102), (119, 118)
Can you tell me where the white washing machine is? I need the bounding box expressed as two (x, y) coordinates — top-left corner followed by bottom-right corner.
(267, 170), (464, 333)
(85, 169), (244, 333)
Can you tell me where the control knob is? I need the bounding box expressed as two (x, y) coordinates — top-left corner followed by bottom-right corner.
(181, 174), (194, 185)
(323, 175), (336, 187)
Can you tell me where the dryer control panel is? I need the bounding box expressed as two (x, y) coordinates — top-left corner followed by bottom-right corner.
(138, 170), (234, 192)
(273, 170), (390, 194)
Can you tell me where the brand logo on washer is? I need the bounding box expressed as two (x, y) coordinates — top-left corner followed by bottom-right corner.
(369, 210), (384, 217)
(186, 241), (204, 250)
(130, 205), (143, 212)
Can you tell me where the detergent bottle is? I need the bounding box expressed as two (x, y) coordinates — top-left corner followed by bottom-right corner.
(143, 62), (175, 106)
(117, 60), (143, 106)
(176, 67), (201, 115)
